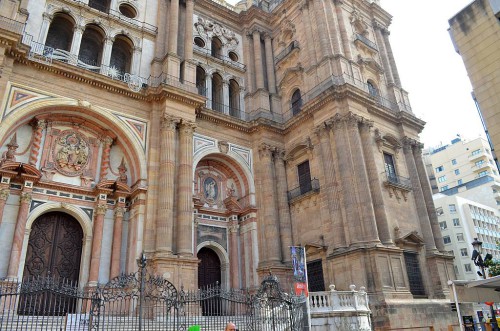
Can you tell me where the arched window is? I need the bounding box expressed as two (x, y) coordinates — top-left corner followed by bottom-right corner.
(88, 0), (110, 13)
(229, 79), (240, 117)
(212, 73), (223, 113)
(196, 66), (206, 96)
(194, 37), (205, 48)
(45, 14), (74, 52)
(78, 25), (105, 69)
(291, 89), (302, 116)
(110, 35), (133, 75)
(367, 80), (378, 97)
(211, 37), (223, 59)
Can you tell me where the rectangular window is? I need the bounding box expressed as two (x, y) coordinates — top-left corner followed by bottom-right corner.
(476, 160), (485, 167)
(404, 252), (425, 296)
(454, 265), (459, 275)
(457, 233), (464, 241)
(464, 264), (472, 272)
(440, 185), (448, 192)
(479, 170), (488, 177)
(435, 165), (444, 173)
(454, 169), (460, 175)
(460, 248), (468, 257)
(443, 236), (451, 244)
(449, 204), (457, 213)
(453, 218), (460, 226)
(307, 260), (325, 292)
(438, 175), (447, 183)
(384, 153), (397, 180)
(452, 159), (457, 165)
(458, 179), (463, 185)
(439, 221), (447, 230)
(297, 161), (312, 194)
(472, 149), (481, 156)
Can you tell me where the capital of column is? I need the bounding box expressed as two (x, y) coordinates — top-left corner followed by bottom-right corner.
(0, 188), (9, 201)
(314, 122), (330, 138)
(20, 192), (32, 204)
(252, 29), (261, 38)
(229, 222), (239, 233)
(274, 148), (286, 163)
(74, 25), (85, 33)
(263, 32), (272, 40)
(359, 118), (374, 132)
(161, 114), (180, 131)
(133, 46), (142, 52)
(102, 136), (114, 147)
(179, 121), (197, 135)
(345, 112), (362, 129)
(35, 119), (48, 130)
(402, 136), (417, 152)
(114, 206), (125, 218)
(96, 203), (108, 215)
(258, 143), (275, 160)
(42, 12), (53, 21)
(413, 142), (424, 155)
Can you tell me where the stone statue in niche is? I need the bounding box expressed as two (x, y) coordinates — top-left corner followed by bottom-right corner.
(203, 176), (218, 202)
(117, 157), (128, 184)
(1, 133), (18, 164)
(53, 131), (90, 176)
(226, 182), (236, 198)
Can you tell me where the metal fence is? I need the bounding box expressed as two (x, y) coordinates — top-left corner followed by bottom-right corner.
(0, 264), (305, 330)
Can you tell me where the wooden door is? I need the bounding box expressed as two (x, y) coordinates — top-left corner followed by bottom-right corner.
(198, 247), (222, 315)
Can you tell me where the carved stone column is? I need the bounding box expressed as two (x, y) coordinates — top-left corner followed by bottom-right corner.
(263, 34), (276, 94)
(274, 149), (293, 263)
(239, 88), (246, 118)
(168, 0), (180, 54)
(229, 220), (239, 289)
(359, 120), (393, 245)
(402, 138), (437, 251)
(345, 114), (379, 244)
(99, 137), (114, 181)
(324, 0), (341, 55)
(316, 123), (346, 248)
(205, 74), (213, 109)
(110, 205), (125, 278)
(258, 144), (281, 265)
(0, 188), (10, 226)
(382, 30), (401, 86)
(7, 191), (31, 278)
(39, 13), (52, 44)
(184, 0), (194, 60)
(157, 115), (179, 254)
(88, 203), (108, 284)
(313, 0), (331, 57)
(413, 144), (446, 252)
(29, 119), (47, 166)
(252, 30), (265, 90)
(100, 37), (114, 71)
(176, 121), (196, 256)
(69, 25), (84, 64)
(333, 0), (352, 60)
(243, 32), (254, 93)
(222, 80), (230, 115)
(131, 47), (142, 75)
(374, 24), (394, 85)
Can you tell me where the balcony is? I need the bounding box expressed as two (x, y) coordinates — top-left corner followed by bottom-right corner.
(0, 16), (25, 35)
(383, 173), (411, 201)
(354, 33), (378, 52)
(468, 150), (487, 161)
(274, 40), (299, 64)
(204, 100), (246, 121)
(193, 45), (246, 71)
(471, 162), (490, 172)
(287, 178), (320, 203)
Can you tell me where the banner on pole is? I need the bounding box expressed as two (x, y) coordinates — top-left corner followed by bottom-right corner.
(290, 246), (308, 297)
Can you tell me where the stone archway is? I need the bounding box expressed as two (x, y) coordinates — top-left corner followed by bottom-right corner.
(197, 247), (221, 289)
(23, 211), (83, 282)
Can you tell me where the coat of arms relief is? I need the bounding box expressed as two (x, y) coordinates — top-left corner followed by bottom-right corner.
(52, 130), (91, 176)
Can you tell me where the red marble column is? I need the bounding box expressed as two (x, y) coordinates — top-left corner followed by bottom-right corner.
(88, 203), (108, 284)
(109, 205), (125, 279)
(0, 187), (10, 226)
(28, 119), (46, 166)
(229, 220), (239, 289)
(7, 191), (32, 278)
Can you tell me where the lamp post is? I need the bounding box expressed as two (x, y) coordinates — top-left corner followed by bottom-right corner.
(472, 238), (497, 330)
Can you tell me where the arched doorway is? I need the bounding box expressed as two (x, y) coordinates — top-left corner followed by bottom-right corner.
(198, 247), (222, 316)
(23, 212), (83, 281)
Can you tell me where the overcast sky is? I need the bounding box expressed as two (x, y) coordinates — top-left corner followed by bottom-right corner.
(224, 0), (485, 148)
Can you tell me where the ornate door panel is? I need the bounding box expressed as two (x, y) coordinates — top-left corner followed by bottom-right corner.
(20, 212), (83, 315)
(197, 247), (222, 316)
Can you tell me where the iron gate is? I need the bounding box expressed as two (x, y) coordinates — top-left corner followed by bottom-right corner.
(0, 263), (306, 330)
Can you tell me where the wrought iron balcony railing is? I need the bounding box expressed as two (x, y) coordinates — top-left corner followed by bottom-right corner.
(274, 40), (299, 64)
(193, 45), (246, 70)
(354, 33), (378, 51)
(384, 173), (412, 191)
(287, 178), (320, 202)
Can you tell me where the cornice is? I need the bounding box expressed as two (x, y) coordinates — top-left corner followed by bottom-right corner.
(195, 0), (242, 29)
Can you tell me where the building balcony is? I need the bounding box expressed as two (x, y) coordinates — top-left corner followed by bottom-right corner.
(383, 173), (412, 201)
(287, 178), (320, 203)
(471, 162), (491, 172)
(354, 33), (378, 52)
(274, 40), (300, 64)
(193, 45), (246, 71)
(468, 150), (487, 161)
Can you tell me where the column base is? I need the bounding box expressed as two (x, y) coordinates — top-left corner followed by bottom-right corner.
(163, 53), (182, 80)
(151, 254), (199, 290)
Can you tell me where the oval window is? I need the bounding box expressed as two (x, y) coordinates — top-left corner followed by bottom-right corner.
(194, 37), (205, 48)
(228, 51), (238, 62)
(119, 4), (137, 18)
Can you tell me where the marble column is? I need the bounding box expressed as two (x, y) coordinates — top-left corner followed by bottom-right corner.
(110, 205), (125, 278)
(222, 80), (229, 115)
(168, 0), (180, 54)
(258, 144), (281, 264)
(176, 121), (196, 256)
(243, 32), (254, 93)
(263, 34), (276, 94)
(229, 221), (239, 289)
(69, 25), (84, 65)
(359, 120), (393, 245)
(184, 0), (194, 60)
(88, 203), (108, 284)
(7, 191), (31, 278)
(345, 114), (379, 244)
(413, 144), (446, 252)
(39, 13), (52, 44)
(252, 30), (264, 90)
(205, 74), (213, 109)
(156, 115), (179, 254)
(312, 0), (331, 57)
(0, 188), (10, 226)
(28, 119), (47, 166)
(274, 149), (293, 263)
(333, 0), (352, 60)
(402, 138), (437, 251)
(99, 137), (114, 181)
(239, 88), (245, 118)
(316, 123), (346, 248)
(131, 47), (141, 75)
(100, 37), (114, 71)
(374, 24), (394, 85)
(382, 30), (401, 86)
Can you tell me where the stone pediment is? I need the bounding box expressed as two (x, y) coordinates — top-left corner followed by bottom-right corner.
(0, 162), (42, 181)
(394, 228), (425, 248)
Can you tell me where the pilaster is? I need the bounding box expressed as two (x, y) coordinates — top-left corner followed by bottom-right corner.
(7, 191), (32, 279)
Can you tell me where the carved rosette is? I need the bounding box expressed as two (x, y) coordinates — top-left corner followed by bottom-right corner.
(52, 130), (91, 176)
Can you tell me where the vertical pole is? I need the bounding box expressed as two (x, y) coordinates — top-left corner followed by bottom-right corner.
(302, 246), (312, 331)
(451, 282), (465, 331)
(138, 252), (146, 331)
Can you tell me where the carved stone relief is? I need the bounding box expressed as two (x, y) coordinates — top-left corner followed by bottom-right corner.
(194, 17), (239, 50)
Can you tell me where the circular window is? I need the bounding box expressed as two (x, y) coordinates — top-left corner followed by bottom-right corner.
(194, 37), (205, 48)
(119, 4), (137, 18)
(228, 51), (239, 62)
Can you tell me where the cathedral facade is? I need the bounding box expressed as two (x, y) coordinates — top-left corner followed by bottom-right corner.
(0, 0), (457, 328)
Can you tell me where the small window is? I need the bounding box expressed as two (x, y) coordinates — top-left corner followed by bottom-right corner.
(440, 185), (449, 191)
(297, 161), (312, 194)
(472, 149), (481, 156)
(464, 264), (472, 272)
(460, 248), (468, 257)
(454, 265), (459, 275)
(228, 51), (239, 62)
(211, 37), (223, 58)
(384, 153), (397, 181)
(454, 169), (460, 175)
(291, 89), (302, 116)
(436, 207), (444, 216)
(438, 175), (447, 183)
(194, 37), (205, 48)
(457, 179), (463, 185)
(119, 4), (137, 18)
(435, 165), (444, 172)
(479, 170), (488, 177)
(476, 160), (485, 167)
(367, 81), (378, 97)
(449, 204), (457, 213)
(452, 159), (457, 165)
(439, 221), (447, 230)
(443, 236), (451, 244)
(457, 233), (464, 241)
(453, 218), (460, 226)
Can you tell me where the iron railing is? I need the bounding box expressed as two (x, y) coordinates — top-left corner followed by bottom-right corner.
(193, 45), (246, 70)
(354, 33), (378, 51)
(384, 172), (412, 190)
(274, 41), (300, 64)
(0, 262), (306, 331)
(287, 178), (320, 202)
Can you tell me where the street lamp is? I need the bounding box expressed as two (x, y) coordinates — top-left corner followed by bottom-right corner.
(471, 238), (497, 330)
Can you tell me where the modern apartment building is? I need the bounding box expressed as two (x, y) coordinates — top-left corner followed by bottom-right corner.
(449, 0), (500, 167)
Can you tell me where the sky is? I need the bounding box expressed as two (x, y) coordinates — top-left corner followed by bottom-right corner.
(224, 0), (485, 149)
